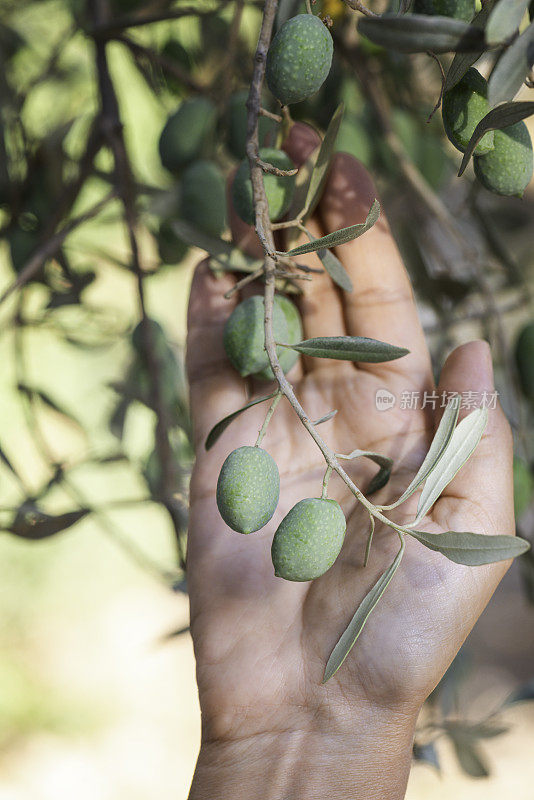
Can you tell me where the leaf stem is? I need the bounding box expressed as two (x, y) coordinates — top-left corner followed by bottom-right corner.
(322, 465), (333, 499)
(256, 391), (283, 446)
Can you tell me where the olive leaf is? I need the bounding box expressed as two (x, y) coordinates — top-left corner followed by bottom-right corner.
(302, 102), (344, 221)
(17, 382), (84, 434)
(405, 528), (530, 566)
(338, 449), (393, 494)
(383, 396), (461, 510)
(205, 392), (278, 450)
(358, 14), (485, 54)
(488, 20), (534, 106)
(486, 0), (531, 45)
(450, 734), (489, 778)
(284, 200), (380, 257)
(312, 409), (338, 426)
(283, 335), (409, 362)
(458, 101), (534, 175)
(411, 407), (488, 526)
(10, 506), (90, 540)
(299, 229), (353, 291)
(322, 536), (405, 683)
(444, 0), (498, 92)
(170, 220), (262, 274)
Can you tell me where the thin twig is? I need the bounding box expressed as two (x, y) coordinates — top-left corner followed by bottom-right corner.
(224, 265), (265, 297)
(257, 157), (298, 177)
(115, 35), (207, 94)
(260, 107), (282, 122)
(425, 51), (446, 122)
(342, 0), (378, 16)
(91, 0), (186, 569)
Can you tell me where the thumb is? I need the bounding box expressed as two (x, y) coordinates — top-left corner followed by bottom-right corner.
(433, 340), (514, 537)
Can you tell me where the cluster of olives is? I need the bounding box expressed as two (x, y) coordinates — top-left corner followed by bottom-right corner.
(442, 68), (533, 197)
(217, 442), (347, 582)
(217, 288), (347, 581)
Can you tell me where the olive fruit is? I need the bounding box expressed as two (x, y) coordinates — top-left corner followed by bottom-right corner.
(158, 97), (217, 173)
(231, 148), (296, 225)
(271, 498), (346, 581)
(157, 220), (189, 265)
(515, 321), (534, 400)
(513, 457), (533, 518)
(413, 0), (475, 21)
(255, 295), (303, 380)
(180, 160), (226, 236)
(266, 14), (333, 106)
(473, 121), (533, 197)
(223, 294), (301, 379)
(442, 68), (494, 156)
(227, 90), (277, 159)
(217, 446), (280, 534)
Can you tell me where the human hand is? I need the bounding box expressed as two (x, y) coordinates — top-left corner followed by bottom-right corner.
(185, 127), (515, 799)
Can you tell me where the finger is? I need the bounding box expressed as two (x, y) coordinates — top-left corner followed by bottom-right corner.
(291, 218), (351, 374)
(282, 121), (321, 166)
(319, 154), (431, 382)
(186, 260), (247, 448)
(433, 340), (514, 540)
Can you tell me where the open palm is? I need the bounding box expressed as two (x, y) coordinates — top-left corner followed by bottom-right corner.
(186, 141), (515, 748)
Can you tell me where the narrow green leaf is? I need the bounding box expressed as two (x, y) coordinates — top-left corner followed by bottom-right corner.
(285, 200), (380, 257)
(302, 103), (344, 221)
(10, 506), (90, 540)
(17, 383), (83, 432)
(488, 20), (534, 106)
(458, 101), (534, 175)
(284, 335), (409, 363)
(358, 14), (485, 54)
(318, 248), (353, 292)
(383, 396), (461, 510)
(486, 0), (530, 45)
(444, 1), (498, 92)
(205, 392), (277, 450)
(413, 407), (488, 525)
(312, 409), (338, 426)
(285, 147), (320, 244)
(322, 536), (405, 683)
(450, 735), (489, 778)
(405, 528), (530, 566)
(338, 449), (393, 494)
(170, 220), (262, 274)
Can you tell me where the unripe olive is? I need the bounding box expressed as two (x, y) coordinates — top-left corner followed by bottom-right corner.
(231, 148), (296, 225)
(158, 97), (217, 173)
(255, 294), (303, 380)
(8, 225), (37, 274)
(217, 446), (280, 534)
(442, 68), (494, 156)
(271, 497), (346, 581)
(223, 294), (301, 379)
(157, 220), (189, 265)
(473, 121), (533, 197)
(413, 0), (475, 20)
(513, 457), (533, 518)
(515, 321), (534, 400)
(266, 14), (333, 106)
(227, 90), (277, 159)
(180, 160), (226, 236)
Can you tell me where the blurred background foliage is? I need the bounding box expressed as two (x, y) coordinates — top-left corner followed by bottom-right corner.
(0, 0), (533, 796)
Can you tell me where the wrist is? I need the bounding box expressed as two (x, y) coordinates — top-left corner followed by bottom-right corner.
(188, 705), (418, 800)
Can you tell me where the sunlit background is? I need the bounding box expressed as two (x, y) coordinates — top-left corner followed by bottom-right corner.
(0, 0), (533, 797)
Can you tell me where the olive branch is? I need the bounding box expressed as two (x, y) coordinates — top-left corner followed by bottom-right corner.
(208, 0), (532, 682)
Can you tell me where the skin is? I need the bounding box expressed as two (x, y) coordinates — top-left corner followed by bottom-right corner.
(186, 125), (515, 799)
